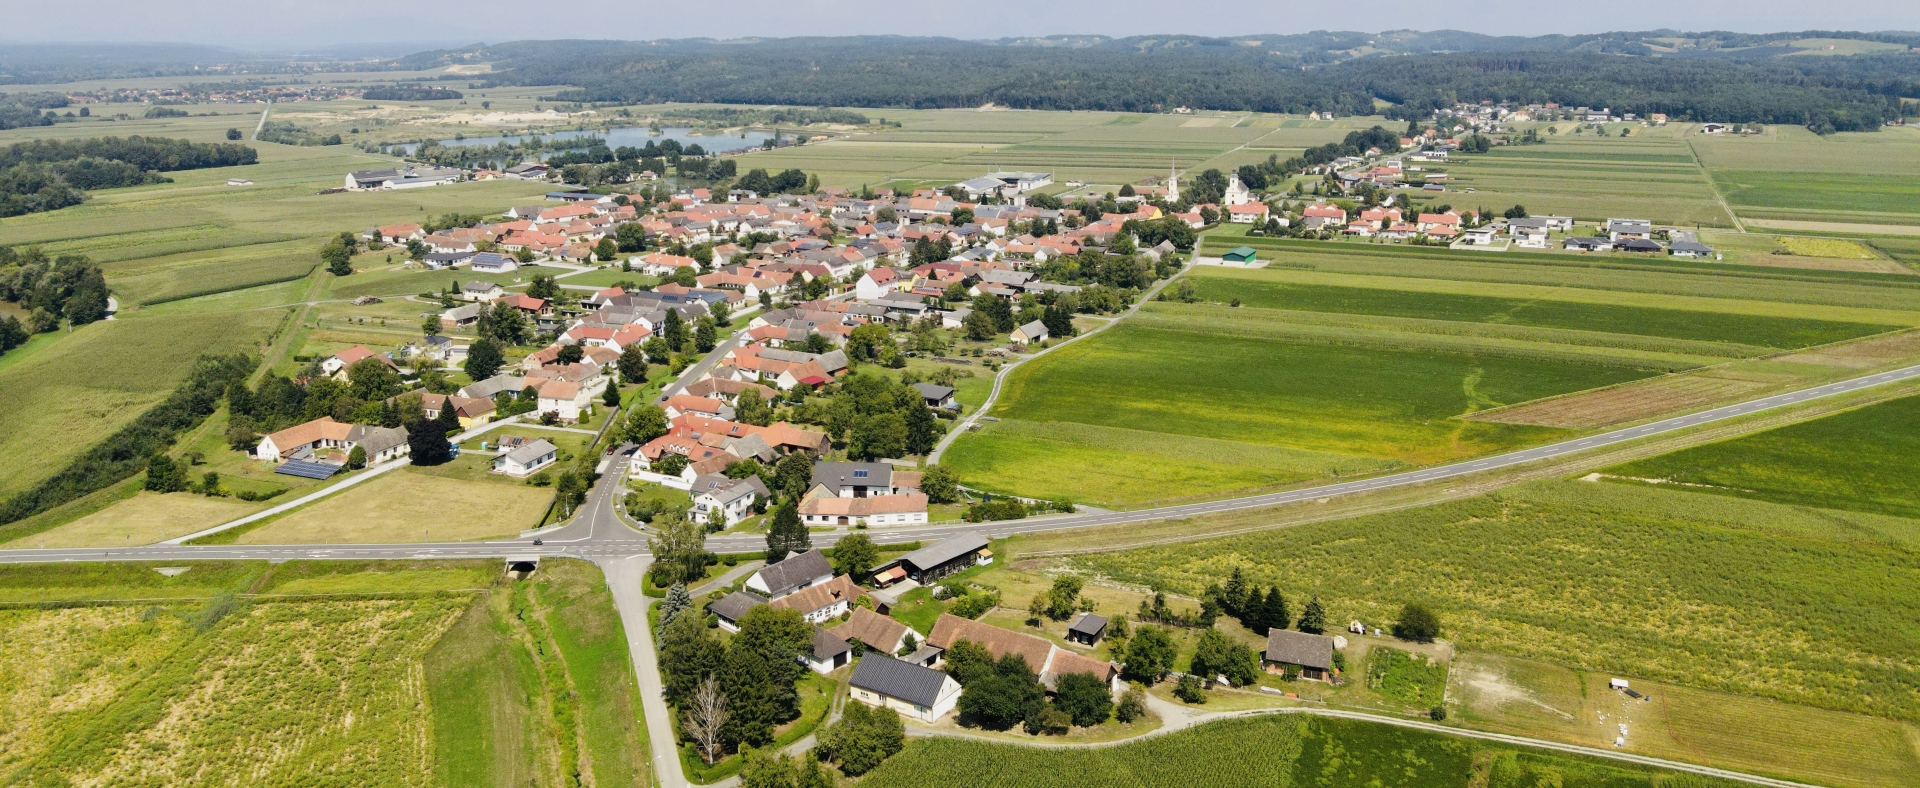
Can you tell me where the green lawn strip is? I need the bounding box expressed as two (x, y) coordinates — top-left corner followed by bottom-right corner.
(890, 586), (950, 633)
(1186, 275), (1889, 350)
(425, 591), (542, 788)
(1070, 479), (1920, 722)
(1603, 394), (1920, 519)
(0, 560), (271, 605)
(542, 559), (651, 788)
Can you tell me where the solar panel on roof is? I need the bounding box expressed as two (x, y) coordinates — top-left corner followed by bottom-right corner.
(274, 460), (342, 480)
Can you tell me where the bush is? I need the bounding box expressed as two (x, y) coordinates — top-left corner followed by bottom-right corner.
(1173, 674), (1207, 704)
(1114, 684), (1148, 723)
(1393, 603), (1441, 643)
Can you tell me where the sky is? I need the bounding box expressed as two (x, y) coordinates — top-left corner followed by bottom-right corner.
(3, 0), (1918, 49)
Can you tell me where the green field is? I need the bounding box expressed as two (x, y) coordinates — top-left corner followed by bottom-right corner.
(945, 310), (1657, 507)
(1694, 125), (1920, 226)
(1068, 479), (1920, 722)
(1187, 275), (1894, 350)
(1443, 133), (1734, 227)
(0, 559), (646, 787)
(859, 715), (1742, 788)
(1604, 394), (1920, 517)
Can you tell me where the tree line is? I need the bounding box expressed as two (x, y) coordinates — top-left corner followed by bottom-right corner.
(0, 135), (256, 217)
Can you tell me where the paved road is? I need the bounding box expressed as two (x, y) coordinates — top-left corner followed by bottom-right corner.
(597, 555), (690, 788)
(5, 362), (1917, 566)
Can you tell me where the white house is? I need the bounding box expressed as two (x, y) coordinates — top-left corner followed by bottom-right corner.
(854, 267), (901, 301)
(255, 417), (409, 464)
(1011, 320), (1049, 346)
(535, 380), (590, 422)
(690, 474), (768, 527)
(769, 575), (862, 625)
(462, 281), (505, 302)
(848, 655), (963, 723)
(469, 252), (519, 274)
(798, 490), (930, 528)
(493, 439), (558, 477)
(746, 549), (834, 599)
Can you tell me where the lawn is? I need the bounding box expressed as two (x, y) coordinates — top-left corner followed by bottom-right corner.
(1603, 394), (1920, 518)
(234, 467), (551, 544)
(1068, 479), (1920, 722)
(2, 490), (261, 548)
(1187, 273), (1894, 351)
(858, 714), (1739, 788)
(945, 320), (1647, 507)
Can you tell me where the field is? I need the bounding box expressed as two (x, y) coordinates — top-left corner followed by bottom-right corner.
(1365, 647), (1449, 708)
(3, 491), (260, 548)
(1069, 479), (1920, 723)
(0, 309), (288, 501)
(1442, 131), (1734, 226)
(0, 559), (646, 787)
(233, 468), (553, 544)
(1603, 394), (1920, 518)
(859, 715), (1740, 788)
(1693, 125), (1920, 227)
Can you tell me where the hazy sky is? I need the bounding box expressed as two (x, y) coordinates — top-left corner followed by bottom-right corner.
(5, 0), (1919, 48)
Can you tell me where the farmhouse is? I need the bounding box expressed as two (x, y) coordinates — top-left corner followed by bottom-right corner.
(255, 417), (410, 464)
(809, 462), (919, 498)
(798, 489), (930, 527)
(746, 549), (835, 599)
(848, 654), (963, 723)
(926, 613), (1123, 695)
(768, 574), (865, 624)
(462, 281), (505, 301)
(872, 532), (991, 586)
(1263, 629), (1337, 681)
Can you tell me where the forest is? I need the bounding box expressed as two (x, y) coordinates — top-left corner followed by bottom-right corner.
(414, 36), (1919, 132)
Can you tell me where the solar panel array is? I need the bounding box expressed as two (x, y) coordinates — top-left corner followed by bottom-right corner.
(274, 460), (343, 480)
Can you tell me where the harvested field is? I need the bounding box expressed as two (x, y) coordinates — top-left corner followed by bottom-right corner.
(1775, 328), (1920, 368)
(235, 470), (550, 544)
(4, 491), (262, 549)
(1468, 372), (1781, 429)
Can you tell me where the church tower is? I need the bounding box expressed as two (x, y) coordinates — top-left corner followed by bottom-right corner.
(1166, 161), (1179, 202)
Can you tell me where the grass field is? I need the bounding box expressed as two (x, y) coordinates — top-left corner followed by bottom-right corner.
(1603, 394), (1920, 518)
(0, 559), (646, 787)
(0, 309), (288, 501)
(1443, 134), (1734, 226)
(1070, 479), (1920, 722)
(234, 468), (551, 544)
(3, 491), (261, 548)
(859, 714), (1741, 788)
(1694, 125), (1920, 226)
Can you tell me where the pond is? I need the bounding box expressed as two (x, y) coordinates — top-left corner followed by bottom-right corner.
(396, 126), (776, 156)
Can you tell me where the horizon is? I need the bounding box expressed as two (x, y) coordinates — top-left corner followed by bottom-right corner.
(3, 0), (1920, 49)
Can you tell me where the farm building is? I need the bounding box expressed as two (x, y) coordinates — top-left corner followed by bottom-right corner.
(1066, 613), (1108, 646)
(1263, 629), (1337, 681)
(709, 591), (769, 633)
(1222, 246), (1259, 263)
(872, 533), (992, 586)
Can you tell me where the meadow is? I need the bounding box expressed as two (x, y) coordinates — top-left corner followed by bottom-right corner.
(1604, 394), (1920, 518)
(944, 317), (1640, 507)
(0, 559), (646, 787)
(1069, 479), (1920, 722)
(1693, 124), (1920, 227)
(233, 467), (553, 544)
(858, 714), (1741, 788)
(1441, 131), (1734, 227)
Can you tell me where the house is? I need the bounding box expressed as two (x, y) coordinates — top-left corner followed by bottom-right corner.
(769, 574), (864, 624)
(809, 462), (918, 498)
(1010, 320), (1048, 346)
(832, 608), (915, 655)
(1564, 236), (1614, 252)
(1227, 203), (1269, 224)
(952, 171), (1052, 200)
(1668, 232), (1715, 258)
(1066, 613), (1108, 646)
(798, 489), (930, 528)
(493, 439), (558, 477)
(690, 473), (768, 527)
(803, 629), (853, 675)
(534, 379), (591, 422)
(913, 383), (957, 410)
(848, 655), (963, 723)
(746, 549), (835, 599)
(926, 613), (1123, 695)
(1263, 629), (1337, 681)
(320, 345), (394, 378)
(710, 591), (768, 633)
(254, 417), (410, 463)
(469, 252), (519, 273)
(1604, 218), (1653, 241)
(441, 303), (482, 328)
(664, 394), (734, 421)
(462, 281), (505, 302)
(871, 532), (991, 587)
(1616, 237), (1664, 253)
(854, 267), (901, 301)
(1221, 246), (1259, 264)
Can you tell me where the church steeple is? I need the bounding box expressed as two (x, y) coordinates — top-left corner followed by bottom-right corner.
(1166, 160), (1179, 202)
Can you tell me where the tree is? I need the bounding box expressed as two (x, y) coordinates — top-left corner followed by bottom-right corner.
(1222, 567), (1250, 617)
(648, 507), (711, 583)
(846, 323), (893, 363)
(734, 390), (773, 427)
(961, 310), (995, 342)
(1259, 585), (1290, 633)
(1052, 671), (1114, 727)
(624, 404), (669, 444)
(226, 128), (243, 140)
(1173, 673), (1208, 704)
(602, 380), (622, 408)
(1188, 629), (1261, 687)
(710, 298), (732, 327)
(847, 412), (907, 460)
(615, 222), (648, 252)
(684, 675), (730, 765)
(556, 344), (585, 365)
(1298, 596), (1327, 634)
(618, 343), (648, 385)
(1503, 204), (1529, 219)
(1039, 575), (1084, 621)
(773, 452), (814, 499)
(464, 337), (504, 381)
(831, 532), (878, 579)
(1394, 603), (1441, 643)
(644, 336), (671, 365)
(942, 638), (996, 686)
(695, 318), (717, 353)
(971, 293), (1015, 332)
(662, 308), (687, 350)
(658, 583), (695, 644)
(957, 654), (1044, 730)
(1041, 302), (1075, 339)
(1120, 625), (1177, 683)
(765, 501), (809, 562)
(321, 232), (356, 277)
(660, 604), (725, 704)
(1115, 684), (1148, 723)
(527, 274), (560, 300)
(346, 445), (367, 470)
(144, 453), (187, 493)
(814, 700), (905, 776)
(346, 357), (402, 400)
(727, 606), (812, 744)
(920, 465), (960, 503)
(903, 399), (939, 456)
(406, 415), (452, 466)
(595, 237), (618, 262)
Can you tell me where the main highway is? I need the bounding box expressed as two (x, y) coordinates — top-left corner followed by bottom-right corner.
(2, 361), (1915, 566)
